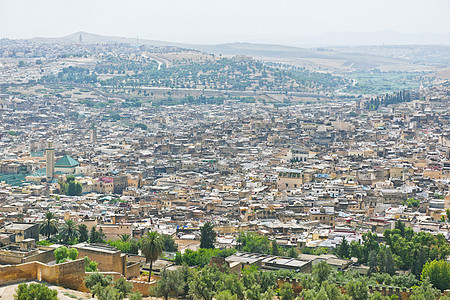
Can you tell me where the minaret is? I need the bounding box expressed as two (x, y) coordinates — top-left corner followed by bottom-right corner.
(46, 141), (55, 182)
(89, 125), (98, 144)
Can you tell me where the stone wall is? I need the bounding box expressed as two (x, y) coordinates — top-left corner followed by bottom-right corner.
(0, 259), (145, 295)
(125, 261), (141, 279)
(0, 259), (87, 292)
(76, 247), (125, 274)
(23, 249), (55, 264)
(128, 279), (158, 297)
(0, 262), (37, 285)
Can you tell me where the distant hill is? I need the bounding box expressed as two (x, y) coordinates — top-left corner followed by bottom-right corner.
(31, 31), (188, 48)
(29, 32), (447, 71)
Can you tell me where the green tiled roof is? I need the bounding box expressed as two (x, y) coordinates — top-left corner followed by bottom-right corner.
(30, 151), (44, 157)
(55, 155), (79, 167)
(0, 173), (28, 186)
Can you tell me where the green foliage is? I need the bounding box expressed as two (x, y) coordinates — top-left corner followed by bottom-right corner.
(336, 237), (350, 259)
(92, 284), (121, 300)
(200, 221), (216, 249)
(279, 282), (294, 300)
(89, 226), (106, 244)
(301, 247), (330, 255)
(78, 224), (89, 243)
(383, 222), (450, 277)
(404, 198), (420, 208)
(189, 265), (222, 300)
(301, 280), (349, 300)
(113, 277), (133, 299)
(421, 260), (450, 291)
(37, 240), (54, 246)
(287, 247), (298, 258)
(107, 239), (138, 254)
(174, 248), (236, 267)
(237, 232), (271, 254)
(60, 219), (78, 243)
(54, 246), (69, 264)
(6, 130), (19, 136)
(161, 234), (178, 252)
(153, 268), (183, 300)
(216, 290), (238, 300)
(409, 279), (441, 300)
(67, 181), (82, 196)
(84, 256), (99, 272)
(14, 282), (58, 300)
(371, 273), (418, 288)
(68, 247), (79, 260)
(128, 292), (143, 300)
(39, 211), (58, 239)
(140, 231), (164, 281)
(346, 278), (369, 300)
(313, 262), (332, 284)
(84, 272), (113, 297)
(119, 234), (130, 242)
(271, 240), (280, 256)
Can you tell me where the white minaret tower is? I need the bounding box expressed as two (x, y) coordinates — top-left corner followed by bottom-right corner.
(46, 141), (55, 182)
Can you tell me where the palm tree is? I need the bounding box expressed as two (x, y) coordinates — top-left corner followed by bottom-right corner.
(60, 219), (78, 244)
(119, 234), (131, 242)
(39, 212), (58, 239)
(140, 231), (164, 282)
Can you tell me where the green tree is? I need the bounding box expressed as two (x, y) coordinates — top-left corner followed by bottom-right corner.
(60, 219), (78, 243)
(200, 221), (216, 249)
(84, 256), (98, 272)
(67, 181), (82, 196)
(54, 246), (69, 263)
(410, 279), (441, 300)
(14, 282), (58, 300)
(216, 290), (237, 300)
(337, 237), (350, 259)
(189, 265), (221, 300)
(279, 282), (294, 300)
(287, 247), (298, 258)
(113, 277), (133, 299)
(78, 224), (89, 243)
(140, 231), (164, 282)
(237, 232), (271, 254)
(84, 272), (113, 297)
(218, 272), (245, 300)
(92, 284), (120, 300)
(370, 292), (388, 300)
(153, 269), (183, 300)
(89, 226), (105, 243)
(161, 234), (178, 252)
(40, 212), (58, 239)
(119, 234), (131, 242)
(421, 260), (450, 291)
(271, 240), (280, 256)
(68, 247), (78, 260)
(368, 250), (378, 275)
(129, 292), (143, 300)
(313, 262), (331, 284)
(384, 247), (395, 276)
(346, 278), (368, 300)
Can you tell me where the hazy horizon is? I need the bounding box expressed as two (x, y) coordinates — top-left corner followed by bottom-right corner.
(1, 0), (449, 45)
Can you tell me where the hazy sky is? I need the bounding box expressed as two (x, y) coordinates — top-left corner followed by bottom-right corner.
(1, 0), (449, 44)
